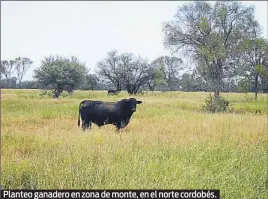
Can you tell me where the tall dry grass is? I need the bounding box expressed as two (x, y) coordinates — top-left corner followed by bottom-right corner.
(1, 89), (267, 198)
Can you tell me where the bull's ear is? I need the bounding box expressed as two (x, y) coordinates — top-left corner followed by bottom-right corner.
(137, 101), (142, 104)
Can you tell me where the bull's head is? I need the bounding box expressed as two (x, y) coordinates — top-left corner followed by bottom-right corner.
(121, 98), (142, 113)
(129, 98), (142, 112)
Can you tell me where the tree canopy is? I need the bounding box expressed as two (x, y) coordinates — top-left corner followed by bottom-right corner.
(34, 56), (87, 98)
(163, 1), (261, 98)
(151, 56), (183, 91)
(97, 50), (152, 94)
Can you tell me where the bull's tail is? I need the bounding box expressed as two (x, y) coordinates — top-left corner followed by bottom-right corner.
(78, 101), (83, 127)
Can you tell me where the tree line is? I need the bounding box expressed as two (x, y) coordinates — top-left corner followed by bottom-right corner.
(1, 1), (268, 100)
(0, 57), (33, 89)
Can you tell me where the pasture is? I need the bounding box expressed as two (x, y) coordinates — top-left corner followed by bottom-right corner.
(1, 89), (267, 198)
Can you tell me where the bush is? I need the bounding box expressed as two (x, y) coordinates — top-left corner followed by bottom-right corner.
(203, 94), (232, 113)
(39, 90), (55, 98)
(60, 91), (71, 98)
(40, 89), (73, 98)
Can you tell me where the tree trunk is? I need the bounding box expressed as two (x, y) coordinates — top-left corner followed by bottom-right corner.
(133, 83), (142, 95)
(213, 59), (223, 100)
(116, 81), (121, 90)
(254, 74), (259, 100)
(126, 84), (133, 95)
(148, 82), (155, 91)
(214, 90), (220, 99)
(7, 78), (10, 88)
(54, 88), (63, 98)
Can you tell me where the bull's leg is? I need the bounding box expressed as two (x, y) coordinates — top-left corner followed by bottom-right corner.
(88, 121), (92, 130)
(81, 120), (87, 131)
(115, 123), (121, 131)
(82, 120), (91, 131)
(120, 119), (130, 129)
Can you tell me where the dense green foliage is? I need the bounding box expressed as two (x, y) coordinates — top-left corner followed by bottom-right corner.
(203, 94), (231, 113)
(34, 56), (87, 98)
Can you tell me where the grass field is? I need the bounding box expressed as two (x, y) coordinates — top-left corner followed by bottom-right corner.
(1, 89), (267, 198)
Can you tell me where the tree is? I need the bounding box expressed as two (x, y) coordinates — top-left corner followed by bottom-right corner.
(180, 73), (198, 91)
(237, 38), (268, 100)
(118, 53), (151, 94)
(237, 78), (251, 93)
(259, 62), (268, 93)
(14, 57), (33, 88)
(180, 70), (207, 91)
(146, 66), (166, 91)
(97, 50), (122, 90)
(0, 62), (5, 79)
(163, 1), (259, 99)
(0, 60), (16, 88)
(97, 50), (152, 94)
(34, 56), (87, 98)
(0, 77), (17, 88)
(83, 74), (99, 90)
(19, 80), (41, 89)
(151, 56), (183, 91)
(222, 78), (238, 92)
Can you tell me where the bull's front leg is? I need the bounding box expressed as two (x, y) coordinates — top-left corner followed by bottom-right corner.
(115, 122), (122, 131)
(120, 118), (130, 129)
(115, 118), (130, 131)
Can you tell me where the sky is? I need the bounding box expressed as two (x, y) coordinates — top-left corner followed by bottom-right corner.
(1, 1), (267, 81)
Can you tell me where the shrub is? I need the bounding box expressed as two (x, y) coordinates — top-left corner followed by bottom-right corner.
(60, 91), (71, 98)
(39, 90), (54, 98)
(203, 94), (232, 113)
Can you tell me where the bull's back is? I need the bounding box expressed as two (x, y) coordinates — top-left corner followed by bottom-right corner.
(80, 101), (119, 118)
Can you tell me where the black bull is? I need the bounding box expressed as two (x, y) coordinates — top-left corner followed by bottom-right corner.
(78, 98), (142, 130)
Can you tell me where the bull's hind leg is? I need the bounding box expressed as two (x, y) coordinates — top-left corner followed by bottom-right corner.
(82, 120), (92, 131)
(81, 120), (87, 131)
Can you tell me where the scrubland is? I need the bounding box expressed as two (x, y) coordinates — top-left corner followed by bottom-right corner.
(1, 89), (267, 198)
